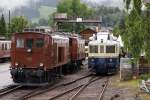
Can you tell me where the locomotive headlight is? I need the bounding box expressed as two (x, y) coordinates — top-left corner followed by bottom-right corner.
(15, 62), (19, 66)
(27, 49), (32, 53)
(40, 63), (44, 67)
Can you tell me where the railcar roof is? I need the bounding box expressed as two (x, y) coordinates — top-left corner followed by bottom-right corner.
(0, 40), (11, 43)
(89, 31), (122, 46)
(52, 35), (69, 40)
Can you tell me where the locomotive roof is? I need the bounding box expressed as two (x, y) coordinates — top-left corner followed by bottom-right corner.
(14, 32), (69, 40)
(14, 31), (84, 41)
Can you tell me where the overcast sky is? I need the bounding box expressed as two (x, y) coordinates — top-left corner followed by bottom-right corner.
(0, 0), (40, 10)
(0, 0), (123, 10)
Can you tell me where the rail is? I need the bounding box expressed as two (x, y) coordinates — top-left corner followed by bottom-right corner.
(18, 74), (92, 100)
(0, 85), (22, 97)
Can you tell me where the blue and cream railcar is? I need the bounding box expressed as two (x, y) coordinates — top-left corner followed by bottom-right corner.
(88, 32), (120, 74)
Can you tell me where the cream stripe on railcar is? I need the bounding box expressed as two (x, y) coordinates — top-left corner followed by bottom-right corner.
(88, 53), (119, 58)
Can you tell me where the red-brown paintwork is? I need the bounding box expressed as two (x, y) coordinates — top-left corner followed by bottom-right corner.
(70, 37), (85, 61)
(11, 32), (69, 70)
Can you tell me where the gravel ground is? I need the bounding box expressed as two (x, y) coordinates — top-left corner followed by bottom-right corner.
(0, 62), (13, 90)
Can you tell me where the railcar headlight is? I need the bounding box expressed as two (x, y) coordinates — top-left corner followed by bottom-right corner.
(40, 63), (44, 67)
(15, 62), (19, 66)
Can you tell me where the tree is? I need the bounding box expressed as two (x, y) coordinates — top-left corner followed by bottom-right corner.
(57, 0), (95, 17)
(0, 14), (7, 36)
(115, 0), (150, 61)
(56, 0), (95, 32)
(94, 6), (124, 27)
(10, 16), (28, 33)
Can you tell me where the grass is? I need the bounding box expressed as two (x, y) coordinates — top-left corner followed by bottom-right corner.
(111, 79), (139, 93)
(140, 93), (150, 100)
(111, 75), (150, 100)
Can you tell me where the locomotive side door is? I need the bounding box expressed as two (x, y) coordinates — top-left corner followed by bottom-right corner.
(53, 42), (58, 66)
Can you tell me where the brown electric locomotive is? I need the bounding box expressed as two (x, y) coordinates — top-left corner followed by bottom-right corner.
(10, 29), (85, 84)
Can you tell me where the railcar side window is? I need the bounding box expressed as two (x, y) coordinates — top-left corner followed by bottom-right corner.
(106, 46), (115, 53)
(2, 43), (4, 50)
(89, 46), (98, 53)
(26, 39), (33, 48)
(35, 38), (44, 48)
(16, 38), (24, 48)
(5, 43), (7, 50)
(100, 45), (104, 53)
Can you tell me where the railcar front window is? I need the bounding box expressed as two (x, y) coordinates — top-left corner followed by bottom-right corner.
(26, 39), (33, 48)
(16, 38), (24, 48)
(89, 46), (98, 53)
(35, 38), (44, 48)
(100, 45), (104, 53)
(106, 46), (115, 53)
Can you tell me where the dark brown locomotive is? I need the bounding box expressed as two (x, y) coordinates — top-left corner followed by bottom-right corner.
(10, 30), (85, 84)
(0, 37), (11, 62)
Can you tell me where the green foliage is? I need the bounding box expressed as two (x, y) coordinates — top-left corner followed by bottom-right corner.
(10, 16), (28, 33)
(56, 0), (95, 32)
(57, 0), (95, 17)
(0, 14), (7, 36)
(140, 74), (150, 81)
(114, 0), (150, 61)
(95, 6), (124, 27)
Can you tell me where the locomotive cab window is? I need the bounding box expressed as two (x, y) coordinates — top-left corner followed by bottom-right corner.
(16, 38), (24, 48)
(89, 45), (98, 53)
(106, 45), (115, 53)
(35, 38), (44, 48)
(26, 39), (33, 48)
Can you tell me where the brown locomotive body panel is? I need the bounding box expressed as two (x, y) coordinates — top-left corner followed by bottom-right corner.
(11, 32), (69, 70)
(70, 37), (85, 62)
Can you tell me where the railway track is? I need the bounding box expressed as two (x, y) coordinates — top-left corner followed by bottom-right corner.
(68, 76), (99, 100)
(48, 76), (103, 100)
(47, 76), (109, 100)
(68, 77), (109, 100)
(98, 77), (109, 100)
(0, 85), (23, 97)
(18, 74), (92, 100)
